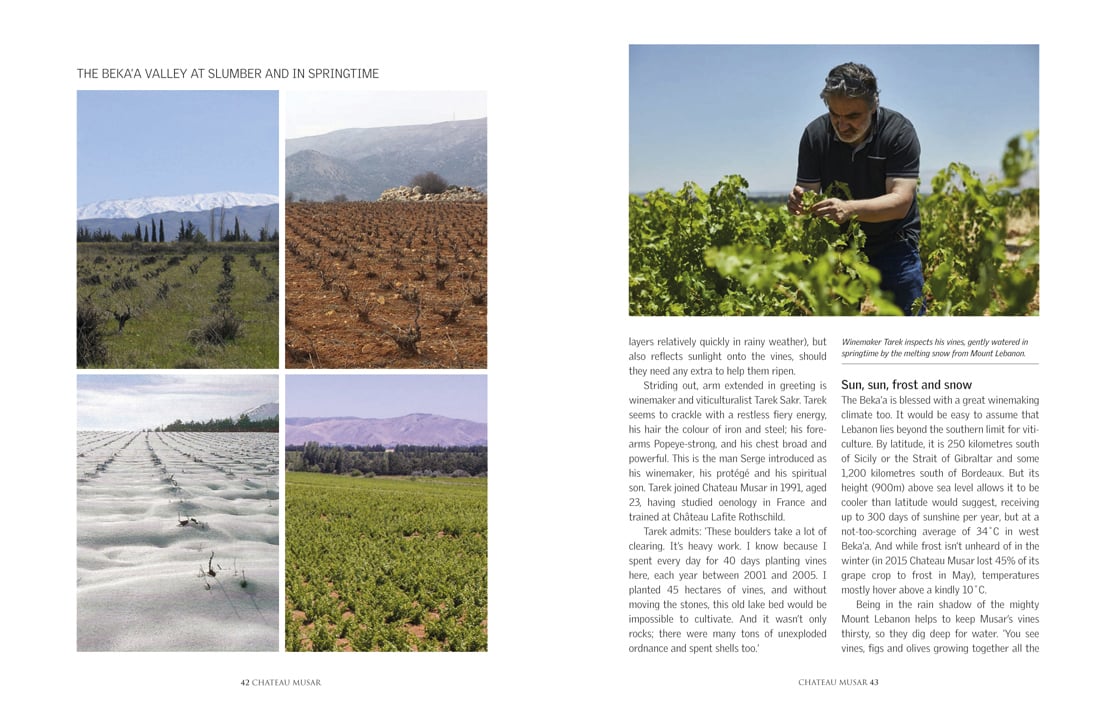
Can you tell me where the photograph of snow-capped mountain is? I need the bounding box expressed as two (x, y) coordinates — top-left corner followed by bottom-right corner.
(77, 91), (280, 369)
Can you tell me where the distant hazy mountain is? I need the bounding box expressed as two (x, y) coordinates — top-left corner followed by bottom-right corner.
(284, 151), (373, 202)
(242, 402), (279, 421)
(286, 413), (487, 447)
(78, 192), (279, 220)
(286, 118), (486, 201)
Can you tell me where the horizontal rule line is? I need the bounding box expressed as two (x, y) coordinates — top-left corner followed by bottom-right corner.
(841, 362), (1039, 365)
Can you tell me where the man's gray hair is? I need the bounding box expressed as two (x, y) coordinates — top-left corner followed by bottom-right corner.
(820, 62), (879, 106)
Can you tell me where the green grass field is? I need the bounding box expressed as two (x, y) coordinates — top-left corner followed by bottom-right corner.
(285, 471), (488, 651)
(77, 241), (279, 368)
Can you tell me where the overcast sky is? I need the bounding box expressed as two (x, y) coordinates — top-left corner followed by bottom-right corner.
(630, 45), (1039, 194)
(286, 90), (487, 139)
(77, 91), (279, 206)
(77, 375), (278, 431)
(286, 373), (487, 423)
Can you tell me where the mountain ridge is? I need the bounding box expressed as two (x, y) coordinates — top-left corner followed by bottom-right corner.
(286, 118), (486, 201)
(78, 203), (279, 241)
(286, 412), (487, 447)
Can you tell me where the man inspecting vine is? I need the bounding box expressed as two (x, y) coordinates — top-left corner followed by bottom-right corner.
(788, 62), (925, 315)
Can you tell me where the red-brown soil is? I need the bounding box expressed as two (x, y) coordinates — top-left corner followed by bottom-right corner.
(285, 201), (486, 368)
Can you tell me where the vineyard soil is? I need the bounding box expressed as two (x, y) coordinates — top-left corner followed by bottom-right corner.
(285, 201), (487, 368)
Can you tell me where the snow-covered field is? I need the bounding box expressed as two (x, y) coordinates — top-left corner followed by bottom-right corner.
(76, 431), (280, 651)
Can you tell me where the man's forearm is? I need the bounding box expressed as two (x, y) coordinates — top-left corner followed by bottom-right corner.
(845, 191), (914, 223)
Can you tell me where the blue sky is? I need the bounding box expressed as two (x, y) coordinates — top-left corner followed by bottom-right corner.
(77, 91), (278, 206)
(630, 45), (1039, 194)
(77, 375), (278, 430)
(286, 374), (487, 423)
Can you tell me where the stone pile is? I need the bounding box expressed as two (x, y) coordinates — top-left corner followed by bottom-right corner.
(378, 185), (486, 202)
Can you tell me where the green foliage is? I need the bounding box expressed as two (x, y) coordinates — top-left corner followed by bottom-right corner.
(916, 131), (1039, 315)
(158, 414), (278, 433)
(78, 226), (120, 242)
(310, 622), (337, 651)
(289, 442), (487, 477)
(630, 176), (898, 315)
(176, 219), (206, 242)
(1000, 130), (1038, 188)
(628, 179), (737, 315)
(629, 133), (1039, 316)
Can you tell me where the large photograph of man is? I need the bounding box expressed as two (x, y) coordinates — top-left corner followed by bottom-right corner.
(629, 45), (1039, 317)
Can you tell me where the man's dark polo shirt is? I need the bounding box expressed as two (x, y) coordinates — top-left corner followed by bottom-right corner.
(796, 106), (921, 258)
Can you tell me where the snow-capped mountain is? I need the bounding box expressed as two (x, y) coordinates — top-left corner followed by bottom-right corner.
(242, 402), (279, 421)
(77, 192), (280, 220)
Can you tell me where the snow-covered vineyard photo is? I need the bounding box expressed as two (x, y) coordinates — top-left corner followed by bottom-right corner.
(76, 375), (280, 651)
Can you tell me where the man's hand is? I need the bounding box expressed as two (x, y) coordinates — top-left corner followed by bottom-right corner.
(809, 197), (854, 224)
(788, 185), (808, 215)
